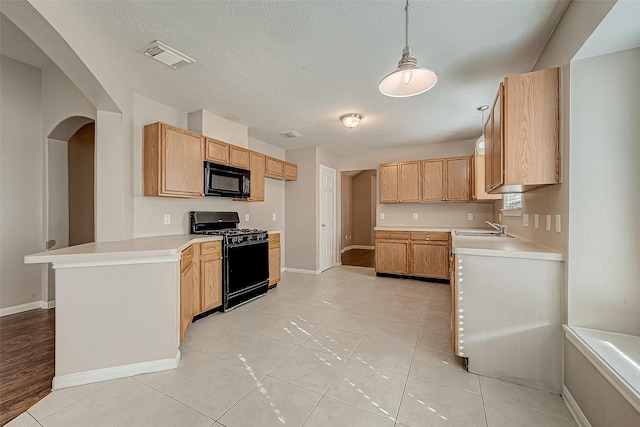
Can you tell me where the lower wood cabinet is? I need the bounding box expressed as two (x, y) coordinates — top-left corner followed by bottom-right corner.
(375, 231), (410, 275)
(375, 230), (451, 280)
(180, 241), (223, 342)
(268, 232), (281, 286)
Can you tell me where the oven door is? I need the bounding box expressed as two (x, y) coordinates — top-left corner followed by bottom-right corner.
(225, 240), (269, 306)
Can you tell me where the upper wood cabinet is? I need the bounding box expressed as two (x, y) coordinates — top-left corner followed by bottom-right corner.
(379, 161), (421, 203)
(265, 156), (284, 178)
(486, 67), (560, 193)
(144, 122), (204, 198)
(421, 157), (470, 202)
(472, 151), (502, 202)
(229, 145), (250, 169)
(284, 162), (298, 181)
(205, 138), (229, 165)
(249, 151), (265, 201)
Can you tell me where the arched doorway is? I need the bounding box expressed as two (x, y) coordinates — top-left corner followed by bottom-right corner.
(46, 117), (95, 302)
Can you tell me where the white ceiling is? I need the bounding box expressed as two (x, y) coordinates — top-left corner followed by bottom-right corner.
(2, 0), (572, 154)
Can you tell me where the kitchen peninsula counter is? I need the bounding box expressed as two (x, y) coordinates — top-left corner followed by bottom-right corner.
(24, 234), (225, 391)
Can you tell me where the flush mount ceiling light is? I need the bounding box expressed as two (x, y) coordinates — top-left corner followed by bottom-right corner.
(476, 105), (489, 155)
(340, 113), (362, 129)
(379, 0), (438, 97)
(138, 40), (195, 69)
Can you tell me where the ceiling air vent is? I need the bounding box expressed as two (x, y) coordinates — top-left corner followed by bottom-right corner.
(279, 130), (304, 139)
(138, 40), (195, 69)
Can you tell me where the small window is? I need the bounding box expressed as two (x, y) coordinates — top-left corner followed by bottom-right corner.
(502, 193), (523, 216)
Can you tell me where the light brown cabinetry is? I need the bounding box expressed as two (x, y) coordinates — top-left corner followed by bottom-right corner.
(379, 162), (421, 203)
(284, 162), (298, 181)
(248, 151), (265, 201)
(268, 232), (281, 286)
(409, 232), (451, 279)
(472, 151), (501, 202)
(375, 230), (452, 281)
(265, 156), (285, 179)
(180, 245), (196, 342)
(422, 157), (471, 202)
(199, 241), (222, 312)
(485, 67), (560, 193)
(144, 122), (204, 198)
(375, 231), (410, 274)
(229, 145), (250, 169)
(205, 138), (230, 165)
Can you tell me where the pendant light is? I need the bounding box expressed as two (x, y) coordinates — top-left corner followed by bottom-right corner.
(379, 0), (438, 97)
(476, 105), (489, 155)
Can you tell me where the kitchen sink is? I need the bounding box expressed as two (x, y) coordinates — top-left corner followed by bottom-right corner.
(455, 231), (515, 238)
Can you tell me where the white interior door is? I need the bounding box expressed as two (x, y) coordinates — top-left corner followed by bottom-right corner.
(319, 165), (336, 272)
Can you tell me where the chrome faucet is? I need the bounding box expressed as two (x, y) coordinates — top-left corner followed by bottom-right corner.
(486, 221), (508, 237)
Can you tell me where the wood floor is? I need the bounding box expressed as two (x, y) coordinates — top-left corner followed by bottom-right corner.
(341, 248), (375, 268)
(0, 309), (55, 426)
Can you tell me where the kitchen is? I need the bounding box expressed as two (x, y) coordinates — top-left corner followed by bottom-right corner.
(1, 1), (639, 426)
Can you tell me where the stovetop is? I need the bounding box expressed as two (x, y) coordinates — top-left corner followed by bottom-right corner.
(196, 228), (266, 236)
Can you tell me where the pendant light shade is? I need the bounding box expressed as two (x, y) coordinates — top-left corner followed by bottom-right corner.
(379, 0), (437, 97)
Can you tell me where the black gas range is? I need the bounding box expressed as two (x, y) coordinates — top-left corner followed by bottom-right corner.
(190, 211), (269, 311)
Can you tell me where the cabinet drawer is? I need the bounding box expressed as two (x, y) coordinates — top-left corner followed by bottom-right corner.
(410, 231), (450, 241)
(181, 245), (195, 271)
(200, 240), (221, 256)
(375, 231), (410, 240)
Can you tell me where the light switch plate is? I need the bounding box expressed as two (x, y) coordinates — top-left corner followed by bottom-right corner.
(380, 213), (385, 220)
(413, 213), (419, 220)
(272, 213), (277, 221)
(163, 214), (170, 225)
(245, 213), (250, 222)
(546, 215), (551, 231)
(555, 214), (561, 232)
(523, 214), (529, 227)
(467, 213), (473, 221)
(534, 214), (539, 229)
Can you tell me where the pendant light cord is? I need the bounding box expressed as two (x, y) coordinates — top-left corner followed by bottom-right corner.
(404, 0), (410, 50)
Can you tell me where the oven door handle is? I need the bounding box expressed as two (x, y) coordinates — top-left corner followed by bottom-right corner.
(226, 239), (268, 249)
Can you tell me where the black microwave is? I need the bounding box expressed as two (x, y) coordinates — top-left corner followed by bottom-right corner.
(204, 161), (250, 198)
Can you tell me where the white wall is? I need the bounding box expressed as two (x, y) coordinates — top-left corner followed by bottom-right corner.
(567, 48), (640, 335)
(0, 55), (44, 310)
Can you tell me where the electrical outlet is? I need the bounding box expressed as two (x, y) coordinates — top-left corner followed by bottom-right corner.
(380, 213), (385, 220)
(245, 213), (250, 222)
(546, 215), (551, 231)
(345, 234), (348, 240)
(413, 213), (419, 220)
(163, 214), (170, 225)
(523, 214), (529, 227)
(499, 213), (502, 221)
(272, 213), (276, 221)
(467, 213), (473, 221)
(534, 214), (539, 229)
(555, 215), (561, 233)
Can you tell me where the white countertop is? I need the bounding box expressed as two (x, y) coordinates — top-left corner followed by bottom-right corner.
(375, 226), (564, 261)
(24, 234), (223, 267)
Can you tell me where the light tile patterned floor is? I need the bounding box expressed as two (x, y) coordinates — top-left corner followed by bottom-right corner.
(8, 267), (578, 427)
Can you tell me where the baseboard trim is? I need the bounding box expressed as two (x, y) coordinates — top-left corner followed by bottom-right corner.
(0, 301), (54, 317)
(563, 384), (591, 427)
(341, 245), (375, 253)
(53, 350), (181, 390)
(284, 268), (321, 275)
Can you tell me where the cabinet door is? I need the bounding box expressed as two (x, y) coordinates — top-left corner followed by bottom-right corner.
(200, 253), (222, 312)
(445, 157), (470, 201)
(474, 152), (502, 201)
(421, 159), (444, 202)
(490, 84), (504, 190)
(180, 262), (194, 342)
(229, 145), (250, 169)
(284, 162), (298, 181)
(265, 156), (284, 178)
(375, 240), (409, 274)
(162, 125), (204, 197)
(410, 241), (450, 279)
(399, 161), (421, 203)
(379, 163), (399, 203)
(249, 151), (265, 201)
(269, 243), (281, 286)
(205, 138), (229, 164)
(484, 110), (494, 193)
